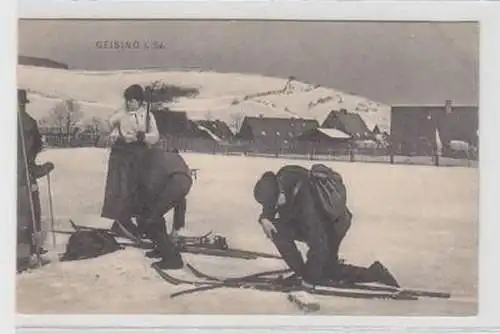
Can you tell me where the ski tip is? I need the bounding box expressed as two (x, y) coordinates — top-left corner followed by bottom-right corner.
(68, 219), (79, 231)
(288, 291), (321, 312)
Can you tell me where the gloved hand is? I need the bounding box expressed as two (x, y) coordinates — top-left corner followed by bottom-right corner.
(136, 131), (146, 143)
(32, 162), (55, 179)
(259, 218), (277, 240)
(107, 131), (120, 145)
(123, 132), (137, 143)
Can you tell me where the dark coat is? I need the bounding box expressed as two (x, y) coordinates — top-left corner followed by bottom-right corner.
(137, 148), (192, 230)
(140, 147), (192, 198)
(101, 143), (192, 224)
(17, 110), (43, 248)
(18, 111), (43, 187)
(258, 165), (351, 283)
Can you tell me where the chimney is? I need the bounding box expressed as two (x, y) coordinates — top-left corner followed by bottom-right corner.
(259, 113), (264, 119)
(445, 100), (452, 114)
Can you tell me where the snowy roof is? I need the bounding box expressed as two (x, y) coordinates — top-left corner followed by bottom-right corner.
(196, 124), (222, 142)
(317, 128), (351, 139)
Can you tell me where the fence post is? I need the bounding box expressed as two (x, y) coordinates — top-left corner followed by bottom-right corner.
(389, 141), (394, 164)
(434, 153), (440, 167)
(309, 146), (315, 161)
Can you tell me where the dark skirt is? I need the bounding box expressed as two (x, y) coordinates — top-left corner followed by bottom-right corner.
(101, 142), (148, 220)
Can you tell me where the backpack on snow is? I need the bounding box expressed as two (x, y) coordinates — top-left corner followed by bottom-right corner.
(308, 164), (347, 221)
(59, 221), (124, 262)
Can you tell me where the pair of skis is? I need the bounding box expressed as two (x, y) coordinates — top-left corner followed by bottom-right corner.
(58, 224), (282, 260)
(173, 232), (281, 260)
(151, 262), (451, 301)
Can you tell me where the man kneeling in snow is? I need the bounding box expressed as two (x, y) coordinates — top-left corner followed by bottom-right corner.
(253, 164), (399, 287)
(136, 148), (193, 270)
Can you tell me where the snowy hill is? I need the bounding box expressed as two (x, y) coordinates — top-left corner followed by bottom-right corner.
(17, 65), (391, 133)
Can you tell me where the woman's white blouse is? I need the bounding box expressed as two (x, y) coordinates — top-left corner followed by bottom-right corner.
(109, 107), (160, 145)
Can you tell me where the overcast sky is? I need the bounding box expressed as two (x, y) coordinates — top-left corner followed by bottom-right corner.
(18, 20), (479, 105)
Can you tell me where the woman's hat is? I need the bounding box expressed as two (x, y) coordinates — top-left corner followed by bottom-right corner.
(18, 89), (30, 104)
(253, 171), (279, 206)
(123, 84), (145, 102)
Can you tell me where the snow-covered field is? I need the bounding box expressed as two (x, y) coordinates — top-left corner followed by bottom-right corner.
(16, 148), (478, 315)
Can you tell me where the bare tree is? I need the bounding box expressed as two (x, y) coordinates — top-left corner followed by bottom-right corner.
(44, 99), (83, 146)
(86, 116), (107, 133)
(46, 99), (83, 134)
(83, 116), (107, 146)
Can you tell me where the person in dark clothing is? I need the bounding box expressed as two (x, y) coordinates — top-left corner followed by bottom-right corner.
(136, 148), (193, 269)
(17, 89), (54, 262)
(101, 84), (160, 240)
(253, 165), (399, 287)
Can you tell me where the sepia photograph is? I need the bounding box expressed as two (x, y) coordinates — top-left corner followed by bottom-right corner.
(16, 19), (479, 316)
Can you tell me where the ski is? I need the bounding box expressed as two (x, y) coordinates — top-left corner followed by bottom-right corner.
(183, 263), (417, 301)
(186, 263), (292, 283)
(151, 262), (415, 301)
(150, 262), (213, 286)
(325, 281), (451, 299)
(170, 277), (298, 299)
(170, 276), (415, 300)
(305, 285), (418, 301)
(180, 245), (281, 260)
(180, 246), (257, 259)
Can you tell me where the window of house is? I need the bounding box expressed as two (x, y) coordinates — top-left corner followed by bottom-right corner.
(261, 131), (266, 136)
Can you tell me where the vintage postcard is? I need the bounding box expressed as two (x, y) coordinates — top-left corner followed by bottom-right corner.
(14, 8), (485, 329)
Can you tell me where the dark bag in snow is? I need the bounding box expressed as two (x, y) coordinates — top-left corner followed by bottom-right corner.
(60, 229), (124, 262)
(308, 164), (347, 221)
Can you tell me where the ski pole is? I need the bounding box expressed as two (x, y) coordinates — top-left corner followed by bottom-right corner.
(47, 172), (56, 248)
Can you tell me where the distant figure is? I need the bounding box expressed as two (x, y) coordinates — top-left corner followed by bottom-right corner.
(101, 84), (160, 239)
(17, 89), (54, 268)
(253, 164), (399, 287)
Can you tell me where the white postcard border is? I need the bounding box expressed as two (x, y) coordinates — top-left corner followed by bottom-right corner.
(4, 1), (499, 333)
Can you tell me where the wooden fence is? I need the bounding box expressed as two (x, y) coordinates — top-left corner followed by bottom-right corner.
(40, 132), (477, 168)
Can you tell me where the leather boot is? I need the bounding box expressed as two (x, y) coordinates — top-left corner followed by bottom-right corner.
(145, 218), (184, 270)
(367, 261), (400, 287)
(333, 261), (400, 287)
(111, 219), (140, 242)
(145, 248), (162, 259)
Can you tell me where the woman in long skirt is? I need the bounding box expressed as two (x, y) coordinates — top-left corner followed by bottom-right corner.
(101, 84), (159, 239)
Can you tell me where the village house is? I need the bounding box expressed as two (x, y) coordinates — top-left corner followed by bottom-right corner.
(194, 120), (235, 142)
(151, 109), (198, 151)
(296, 127), (352, 158)
(236, 115), (319, 154)
(321, 109), (373, 140)
(390, 100), (478, 156)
